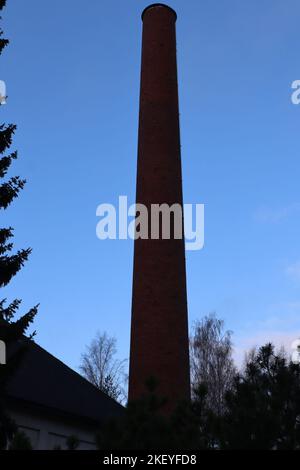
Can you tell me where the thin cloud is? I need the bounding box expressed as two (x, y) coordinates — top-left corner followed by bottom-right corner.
(234, 331), (298, 367)
(286, 261), (300, 283)
(253, 203), (300, 223)
(233, 306), (300, 367)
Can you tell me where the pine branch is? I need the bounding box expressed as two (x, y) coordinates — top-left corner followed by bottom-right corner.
(6, 305), (39, 342)
(0, 226), (13, 245)
(0, 241), (13, 254)
(0, 298), (21, 322)
(0, 29), (8, 55)
(0, 0), (9, 55)
(0, 37), (8, 55)
(0, 176), (26, 209)
(0, 124), (16, 154)
(0, 152), (17, 178)
(0, 248), (31, 287)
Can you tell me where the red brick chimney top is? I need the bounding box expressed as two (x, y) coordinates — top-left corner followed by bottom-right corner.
(141, 3), (177, 22)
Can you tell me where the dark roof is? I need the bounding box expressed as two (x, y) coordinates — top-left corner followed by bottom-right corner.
(6, 340), (124, 425)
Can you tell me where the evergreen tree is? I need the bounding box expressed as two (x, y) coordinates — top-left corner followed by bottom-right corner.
(0, 0), (38, 449)
(219, 344), (300, 449)
(96, 379), (200, 450)
(0, 1), (8, 55)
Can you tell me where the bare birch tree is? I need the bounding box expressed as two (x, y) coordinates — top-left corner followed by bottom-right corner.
(79, 332), (127, 403)
(190, 314), (236, 416)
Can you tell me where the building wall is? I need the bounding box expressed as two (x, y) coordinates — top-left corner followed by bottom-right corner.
(9, 406), (98, 450)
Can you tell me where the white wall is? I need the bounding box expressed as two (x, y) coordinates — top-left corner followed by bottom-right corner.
(9, 406), (98, 450)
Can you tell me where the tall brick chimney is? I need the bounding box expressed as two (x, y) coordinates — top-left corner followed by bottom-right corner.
(128, 4), (190, 412)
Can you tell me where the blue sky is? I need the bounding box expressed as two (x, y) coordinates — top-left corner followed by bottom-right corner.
(2, 0), (300, 370)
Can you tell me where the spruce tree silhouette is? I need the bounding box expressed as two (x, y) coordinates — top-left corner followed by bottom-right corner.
(0, 1), (8, 55)
(219, 344), (300, 449)
(0, 0), (38, 449)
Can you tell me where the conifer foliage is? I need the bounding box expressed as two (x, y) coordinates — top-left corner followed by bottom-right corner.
(0, 1), (8, 55)
(0, 0), (38, 449)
